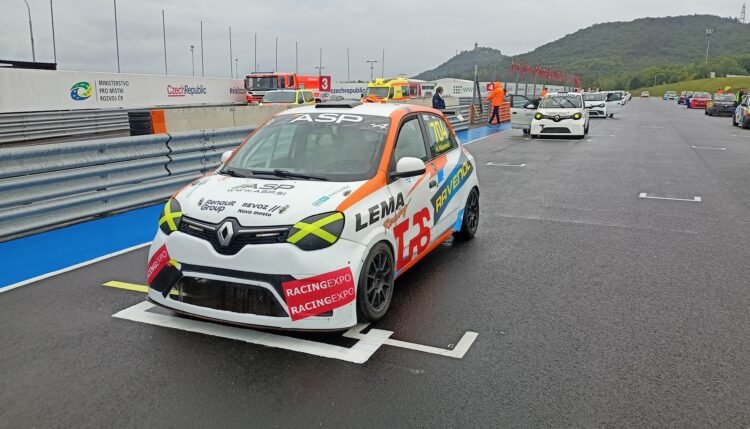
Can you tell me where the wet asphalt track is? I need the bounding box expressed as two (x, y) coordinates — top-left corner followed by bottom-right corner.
(1, 99), (749, 428)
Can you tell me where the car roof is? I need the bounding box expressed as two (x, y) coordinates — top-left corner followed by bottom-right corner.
(279, 103), (425, 118)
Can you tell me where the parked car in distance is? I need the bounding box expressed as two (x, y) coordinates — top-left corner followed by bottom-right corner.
(640, 91), (650, 98)
(664, 91), (677, 100)
(733, 94), (750, 128)
(706, 93), (736, 116)
(689, 92), (711, 109)
(678, 91), (688, 104)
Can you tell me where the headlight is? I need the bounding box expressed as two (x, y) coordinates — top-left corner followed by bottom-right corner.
(534, 113), (544, 120)
(573, 113), (582, 120)
(287, 211), (344, 251)
(158, 198), (183, 235)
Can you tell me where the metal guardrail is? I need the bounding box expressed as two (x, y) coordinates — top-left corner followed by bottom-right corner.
(0, 109), (131, 144)
(0, 126), (254, 240)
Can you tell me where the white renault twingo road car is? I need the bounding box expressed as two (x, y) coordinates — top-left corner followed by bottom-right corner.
(146, 102), (480, 330)
(530, 92), (589, 138)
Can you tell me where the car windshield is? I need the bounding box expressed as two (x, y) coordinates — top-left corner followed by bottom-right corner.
(263, 92), (297, 103)
(540, 95), (582, 108)
(694, 92), (711, 99)
(223, 113), (390, 182)
(249, 77), (279, 90)
(365, 87), (390, 98)
(583, 93), (606, 101)
(714, 94), (735, 102)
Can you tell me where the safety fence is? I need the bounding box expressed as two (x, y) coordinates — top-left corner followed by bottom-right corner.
(0, 126), (253, 240)
(0, 109), (131, 144)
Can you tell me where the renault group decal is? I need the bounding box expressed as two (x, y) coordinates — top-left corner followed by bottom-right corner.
(70, 81), (93, 100)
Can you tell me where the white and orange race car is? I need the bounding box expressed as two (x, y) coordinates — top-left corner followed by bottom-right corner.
(146, 102), (480, 330)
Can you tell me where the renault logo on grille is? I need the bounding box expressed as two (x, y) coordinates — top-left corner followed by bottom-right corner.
(554, 115), (561, 122)
(217, 220), (235, 246)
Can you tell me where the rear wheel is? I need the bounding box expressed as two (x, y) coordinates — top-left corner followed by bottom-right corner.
(454, 187), (479, 240)
(356, 243), (395, 322)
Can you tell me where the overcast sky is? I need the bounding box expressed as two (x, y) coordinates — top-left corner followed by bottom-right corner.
(0, 0), (742, 80)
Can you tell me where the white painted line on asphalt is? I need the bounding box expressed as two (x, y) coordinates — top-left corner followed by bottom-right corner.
(485, 162), (526, 167)
(114, 301), (391, 364)
(691, 145), (727, 151)
(730, 134), (750, 138)
(589, 134), (615, 137)
(114, 302), (479, 363)
(639, 193), (701, 202)
(462, 128), (512, 145)
(0, 242), (152, 294)
(641, 126), (665, 129)
(344, 324), (478, 359)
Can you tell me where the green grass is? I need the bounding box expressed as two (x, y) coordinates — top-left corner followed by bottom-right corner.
(636, 77), (750, 97)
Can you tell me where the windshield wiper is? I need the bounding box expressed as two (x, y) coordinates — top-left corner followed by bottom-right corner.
(220, 168), (252, 178)
(271, 169), (328, 181)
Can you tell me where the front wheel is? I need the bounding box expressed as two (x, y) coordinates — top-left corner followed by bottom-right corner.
(732, 115), (738, 126)
(356, 243), (395, 322)
(454, 188), (479, 240)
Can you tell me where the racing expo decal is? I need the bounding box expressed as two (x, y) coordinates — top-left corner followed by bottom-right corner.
(147, 245), (182, 297)
(282, 267), (356, 321)
(431, 154), (474, 222)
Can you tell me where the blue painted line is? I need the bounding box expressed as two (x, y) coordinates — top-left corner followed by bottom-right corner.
(0, 204), (162, 289)
(456, 122), (511, 145)
(1, 124), (512, 290)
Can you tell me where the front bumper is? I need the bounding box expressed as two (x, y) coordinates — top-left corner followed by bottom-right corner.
(588, 108), (607, 118)
(147, 230), (368, 330)
(531, 119), (585, 136)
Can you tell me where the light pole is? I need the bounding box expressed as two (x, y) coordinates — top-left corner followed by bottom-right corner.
(50, 0), (56, 64)
(114, 0), (120, 72)
(228, 26), (233, 78)
(200, 21), (204, 77)
(314, 66), (326, 78)
(162, 9), (168, 75)
(254, 33), (257, 73)
(365, 60), (379, 81)
(235, 58), (238, 79)
(22, 0), (36, 61)
(190, 45), (195, 76)
(705, 28), (713, 65)
(318, 48), (323, 78)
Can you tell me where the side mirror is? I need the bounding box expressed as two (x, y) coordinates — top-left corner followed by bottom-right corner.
(392, 157), (426, 179)
(221, 150), (233, 164)
(525, 103), (536, 109)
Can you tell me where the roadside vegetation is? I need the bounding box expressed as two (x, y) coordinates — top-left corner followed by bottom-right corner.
(634, 76), (750, 97)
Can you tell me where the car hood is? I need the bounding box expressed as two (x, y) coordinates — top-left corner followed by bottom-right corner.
(537, 108), (582, 116)
(175, 174), (364, 226)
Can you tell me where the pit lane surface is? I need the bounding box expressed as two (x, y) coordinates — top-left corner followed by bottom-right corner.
(2, 100), (749, 427)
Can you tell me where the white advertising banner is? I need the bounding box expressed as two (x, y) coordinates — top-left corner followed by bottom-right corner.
(0, 68), (247, 113)
(329, 82), (369, 100)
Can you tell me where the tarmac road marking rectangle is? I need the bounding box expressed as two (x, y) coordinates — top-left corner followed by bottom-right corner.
(111, 290), (479, 363)
(691, 146), (726, 150)
(113, 301), (391, 364)
(485, 162), (526, 167)
(639, 193), (701, 202)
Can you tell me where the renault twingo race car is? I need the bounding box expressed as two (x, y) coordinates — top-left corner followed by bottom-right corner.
(146, 102), (480, 330)
(530, 92), (589, 138)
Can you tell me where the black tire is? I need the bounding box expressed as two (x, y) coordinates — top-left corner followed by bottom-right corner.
(732, 115), (738, 126)
(522, 129), (530, 135)
(530, 134), (539, 139)
(454, 188), (479, 240)
(744, 118), (750, 130)
(356, 242), (395, 322)
(584, 122), (590, 134)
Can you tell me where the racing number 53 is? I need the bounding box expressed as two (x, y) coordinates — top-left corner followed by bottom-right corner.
(393, 208), (431, 271)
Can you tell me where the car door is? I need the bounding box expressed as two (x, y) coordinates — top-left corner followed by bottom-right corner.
(510, 95), (535, 129)
(387, 115), (433, 273)
(606, 92), (623, 115)
(421, 112), (467, 238)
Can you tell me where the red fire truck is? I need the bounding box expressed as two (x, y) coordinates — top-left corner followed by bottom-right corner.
(243, 72), (331, 103)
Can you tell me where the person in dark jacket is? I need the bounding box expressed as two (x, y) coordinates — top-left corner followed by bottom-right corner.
(432, 86), (446, 110)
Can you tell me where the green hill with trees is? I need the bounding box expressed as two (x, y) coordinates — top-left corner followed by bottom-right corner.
(414, 15), (750, 89)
